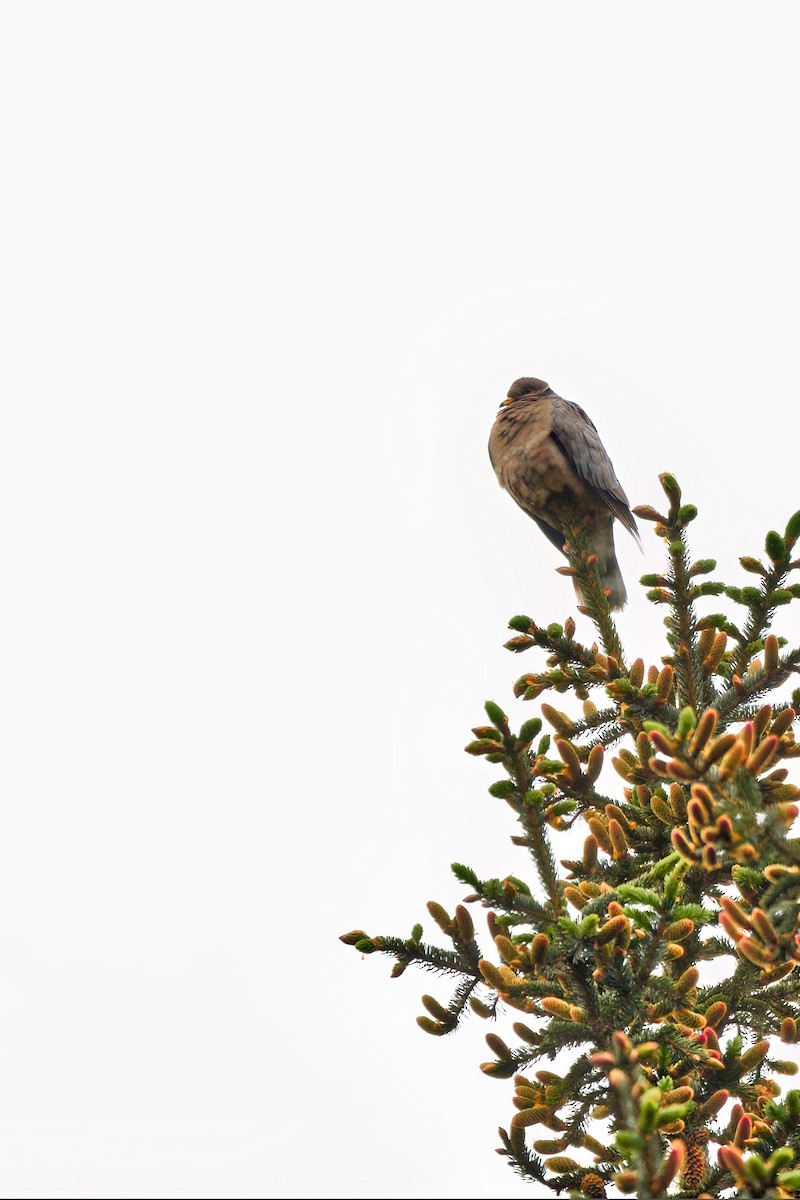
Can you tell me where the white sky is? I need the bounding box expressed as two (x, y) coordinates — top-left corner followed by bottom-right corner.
(3, 3), (800, 1198)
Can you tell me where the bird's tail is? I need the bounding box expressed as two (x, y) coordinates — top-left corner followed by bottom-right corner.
(572, 519), (627, 611)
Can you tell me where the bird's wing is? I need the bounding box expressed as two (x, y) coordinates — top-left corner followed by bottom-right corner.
(550, 397), (640, 542)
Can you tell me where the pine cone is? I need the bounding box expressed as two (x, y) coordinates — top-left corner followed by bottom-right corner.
(681, 1138), (707, 1191)
(580, 1173), (607, 1199)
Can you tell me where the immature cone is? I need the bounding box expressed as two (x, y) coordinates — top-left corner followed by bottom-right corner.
(659, 1139), (686, 1190)
(545, 1155), (582, 1173)
(580, 1173), (607, 1198)
(530, 932), (550, 969)
(608, 818), (629, 859)
(733, 1113), (752, 1147)
(697, 1088), (729, 1120)
(739, 1039), (770, 1072)
(540, 997), (573, 1021)
(704, 1002), (727, 1029)
(676, 966), (700, 995)
(533, 1138), (568, 1155)
(427, 901), (452, 934)
(588, 818), (613, 854)
(455, 904), (474, 943)
(717, 1144), (746, 1183)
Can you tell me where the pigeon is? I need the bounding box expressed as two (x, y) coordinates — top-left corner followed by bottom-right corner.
(488, 376), (639, 610)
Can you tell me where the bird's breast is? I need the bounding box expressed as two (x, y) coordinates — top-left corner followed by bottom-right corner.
(490, 403), (585, 515)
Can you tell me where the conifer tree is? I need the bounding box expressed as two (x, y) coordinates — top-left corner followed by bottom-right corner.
(342, 475), (800, 1200)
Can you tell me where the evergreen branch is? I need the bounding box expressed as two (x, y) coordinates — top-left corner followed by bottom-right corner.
(368, 936), (482, 979)
(496, 1128), (548, 1186)
(729, 526), (800, 680)
(633, 916), (668, 992)
(558, 510), (626, 667)
(715, 646), (800, 722)
(585, 721), (629, 748)
(565, 705), (621, 738)
(454, 865), (552, 926)
(505, 615), (600, 668)
(657, 480), (705, 713)
(508, 754), (562, 915)
(734, 699), (797, 723)
(448, 976), (482, 1026)
(486, 896), (553, 928)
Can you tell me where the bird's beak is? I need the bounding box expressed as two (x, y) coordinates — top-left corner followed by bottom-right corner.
(501, 395), (514, 406)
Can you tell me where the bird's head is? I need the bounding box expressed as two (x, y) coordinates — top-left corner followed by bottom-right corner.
(502, 377), (552, 406)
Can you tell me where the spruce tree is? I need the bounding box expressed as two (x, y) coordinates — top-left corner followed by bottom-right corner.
(342, 475), (800, 1200)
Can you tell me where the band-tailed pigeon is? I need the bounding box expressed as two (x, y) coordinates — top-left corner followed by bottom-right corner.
(489, 377), (639, 610)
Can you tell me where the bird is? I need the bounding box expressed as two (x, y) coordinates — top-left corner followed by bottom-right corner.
(488, 376), (639, 610)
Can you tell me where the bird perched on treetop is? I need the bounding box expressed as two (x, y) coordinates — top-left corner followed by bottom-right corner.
(488, 377), (639, 610)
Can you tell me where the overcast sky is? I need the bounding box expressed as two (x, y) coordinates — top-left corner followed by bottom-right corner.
(3, 3), (800, 1199)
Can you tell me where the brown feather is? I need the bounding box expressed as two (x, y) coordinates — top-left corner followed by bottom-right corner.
(489, 377), (638, 610)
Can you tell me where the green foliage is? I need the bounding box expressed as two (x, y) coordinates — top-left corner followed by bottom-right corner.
(342, 476), (800, 1199)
